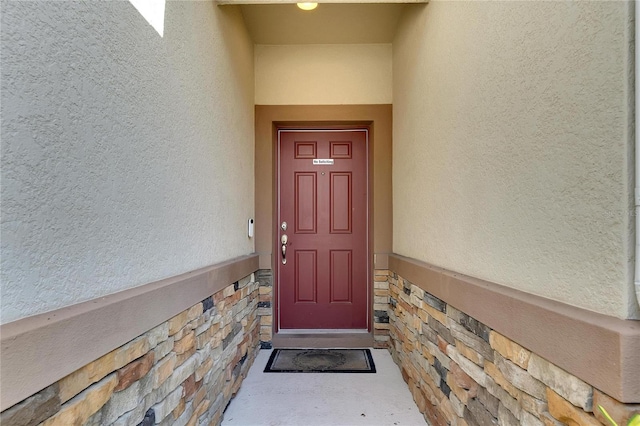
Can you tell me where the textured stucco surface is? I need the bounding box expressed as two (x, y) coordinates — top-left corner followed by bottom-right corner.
(1, 1), (255, 323)
(255, 44), (392, 105)
(392, 1), (637, 319)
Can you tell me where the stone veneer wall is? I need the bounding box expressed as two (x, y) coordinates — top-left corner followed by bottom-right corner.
(257, 269), (273, 349)
(374, 269), (391, 349)
(387, 271), (640, 426)
(1, 273), (260, 426)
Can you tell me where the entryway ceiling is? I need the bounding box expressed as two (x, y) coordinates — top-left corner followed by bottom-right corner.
(238, 3), (407, 44)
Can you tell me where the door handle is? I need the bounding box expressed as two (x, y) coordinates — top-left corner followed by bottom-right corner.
(281, 234), (288, 264)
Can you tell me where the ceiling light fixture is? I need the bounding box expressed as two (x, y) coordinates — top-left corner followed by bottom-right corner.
(297, 2), (318, 10)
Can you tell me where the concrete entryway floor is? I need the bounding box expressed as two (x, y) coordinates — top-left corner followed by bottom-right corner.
(221, 349), (427, 426)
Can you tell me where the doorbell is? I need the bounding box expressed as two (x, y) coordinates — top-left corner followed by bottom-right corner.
(248, 219), (254, 238)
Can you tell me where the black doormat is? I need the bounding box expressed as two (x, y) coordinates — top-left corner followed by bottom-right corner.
(264, 349), (376, 373)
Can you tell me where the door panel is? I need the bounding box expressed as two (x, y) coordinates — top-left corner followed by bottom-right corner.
(330, 250), (352, 303)
(278, 130), (368, 330)
(295, 173), (317, 233)
(330, 172), (352, 233)
(295, 250), (317, 303)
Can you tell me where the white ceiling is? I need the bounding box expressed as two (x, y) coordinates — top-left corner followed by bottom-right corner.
(239, 3), (408, 44)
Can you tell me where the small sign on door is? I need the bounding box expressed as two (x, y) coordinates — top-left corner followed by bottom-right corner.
(313, 159), (334, 165)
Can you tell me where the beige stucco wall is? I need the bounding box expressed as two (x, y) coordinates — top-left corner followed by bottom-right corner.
(255, 44), (392, 105)
(393, 2), (637, 319)
(0, 2), (255, 323)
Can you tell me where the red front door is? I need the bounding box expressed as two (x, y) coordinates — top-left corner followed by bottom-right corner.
(278, 129), (368, 330)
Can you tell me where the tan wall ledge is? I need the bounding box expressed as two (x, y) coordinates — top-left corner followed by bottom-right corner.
(389, 254), (640, 403)
(0, 254), (259, 412)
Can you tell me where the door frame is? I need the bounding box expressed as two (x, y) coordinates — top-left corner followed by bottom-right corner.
(254, 104), (392, 349)
(273, 123), (373, 346)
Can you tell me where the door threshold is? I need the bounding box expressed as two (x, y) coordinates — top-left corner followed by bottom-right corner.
(271, 331), (374, 349)
(278, 329), (369, 334)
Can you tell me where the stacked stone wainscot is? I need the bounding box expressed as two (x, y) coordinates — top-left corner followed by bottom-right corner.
(256, 269), (274, 349)
(386, 271), (640, 426)
(1, 273), (261, 426)
(374, 269), (391, 349)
